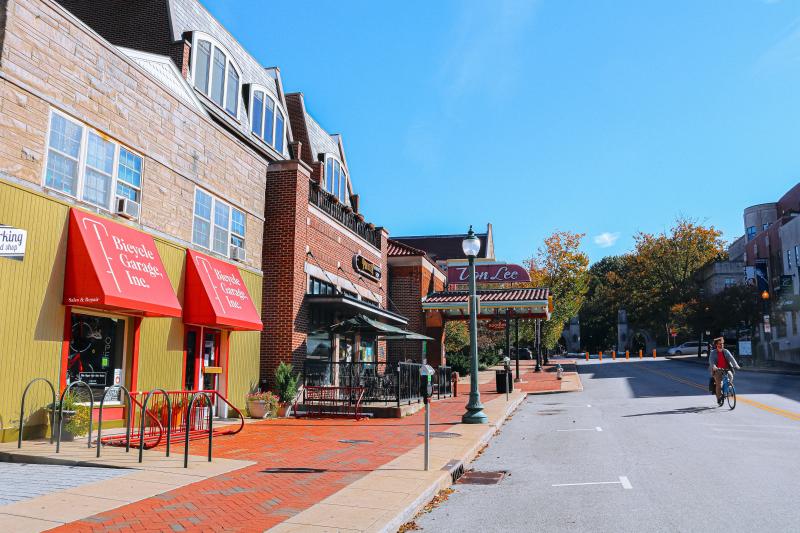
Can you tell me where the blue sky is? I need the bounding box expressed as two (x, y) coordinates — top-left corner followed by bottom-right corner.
(204, 0), (800, 264)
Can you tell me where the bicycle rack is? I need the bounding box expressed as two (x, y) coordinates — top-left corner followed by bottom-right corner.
(18, 378), (57, 448)
(184, 392), (213, 468)
(96, 385), (133, 458)
(56, 380), (94, 453)
(139, 389), (172, 463)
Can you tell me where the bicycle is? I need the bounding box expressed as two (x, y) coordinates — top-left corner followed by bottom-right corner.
(717, 369), (736, 410)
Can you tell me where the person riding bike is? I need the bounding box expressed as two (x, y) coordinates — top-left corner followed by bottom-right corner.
(709, 337), (739, 405)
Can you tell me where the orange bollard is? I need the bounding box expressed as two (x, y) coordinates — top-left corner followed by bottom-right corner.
(585, 352), (589, 361)
(599, 351), (603, 361)
(612, 350), (616, 360)
(626, 350), (629, 360)
(652, 349), (657, 359)
(639, 349), (643, 359)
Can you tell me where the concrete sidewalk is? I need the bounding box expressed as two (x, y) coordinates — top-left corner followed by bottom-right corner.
(1, 365), (581, 533)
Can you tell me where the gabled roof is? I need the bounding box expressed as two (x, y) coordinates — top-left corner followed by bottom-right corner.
(387, 239), (426, 257)
(118, 47), (207, 116)
(393, 224), (494, 262)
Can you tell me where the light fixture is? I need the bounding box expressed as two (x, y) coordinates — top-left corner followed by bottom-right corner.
(761, 290), (770, 300)
(461, 226), (481, 258)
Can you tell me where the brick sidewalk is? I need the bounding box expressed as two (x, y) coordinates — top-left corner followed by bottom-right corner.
(54, 366), (573, 533)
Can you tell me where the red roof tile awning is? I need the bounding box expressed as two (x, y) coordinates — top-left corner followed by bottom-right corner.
(422, 288), (551, 320)
(63, 209), (181, 317)
(184, 250), (262, 331)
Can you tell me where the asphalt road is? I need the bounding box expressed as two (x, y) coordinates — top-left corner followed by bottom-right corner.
(416, 358), (800, 533)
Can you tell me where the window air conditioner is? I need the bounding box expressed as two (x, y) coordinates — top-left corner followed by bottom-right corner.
(116, 196), (140, 219)
(230, 245), (246, 262)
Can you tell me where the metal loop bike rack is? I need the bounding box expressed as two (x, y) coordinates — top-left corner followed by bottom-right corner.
(184, 392), (213, 468)
(96, 385), (133, 458)
(56, 380), (94, 453)
(18, 377), (57, 448)
(139, 389), (172, 463)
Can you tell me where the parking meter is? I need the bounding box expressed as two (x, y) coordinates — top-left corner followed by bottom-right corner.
(419, 363), (435, 471)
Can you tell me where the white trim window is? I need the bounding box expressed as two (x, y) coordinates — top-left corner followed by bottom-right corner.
(191, 33), (241, 117)
(44, 110), (143, 215)
(324, 155), (351, 205)
(192, 188), (246, 258)
(249, 86), (286, 154)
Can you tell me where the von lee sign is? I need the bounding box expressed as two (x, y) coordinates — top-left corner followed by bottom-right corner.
(447, 263), (531, 284)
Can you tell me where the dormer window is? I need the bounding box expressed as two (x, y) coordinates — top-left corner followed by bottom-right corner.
(324, 155), (350, 205)
(191, 33), (240, 117)
(248, 86), (286, 154)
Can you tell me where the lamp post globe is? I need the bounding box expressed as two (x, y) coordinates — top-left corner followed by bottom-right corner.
(461, 225), (488, 424)
(761, 290), (770, 301)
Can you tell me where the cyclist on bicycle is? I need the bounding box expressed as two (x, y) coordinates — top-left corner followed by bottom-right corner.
(709, 337), (739, 404)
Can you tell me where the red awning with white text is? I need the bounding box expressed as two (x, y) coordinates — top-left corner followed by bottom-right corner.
(63, 209), (182, 317)
(184, 249), (262, 331)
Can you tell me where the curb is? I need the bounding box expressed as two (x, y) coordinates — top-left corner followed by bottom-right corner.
(377, 393), (527, 533)
(667, 356), (800, 376)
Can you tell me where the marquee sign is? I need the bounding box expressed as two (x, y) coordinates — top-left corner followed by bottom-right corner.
(0, 224), (27, 260)
(353, 254), (382, 281)
(447, 263), (531, 285)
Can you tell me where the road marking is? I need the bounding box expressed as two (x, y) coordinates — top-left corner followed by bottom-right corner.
(636, 365), (800, 422)
(587, 404), (592, 407)
(552, 476), (632, 489)
(596, 426), (603, 432)
(556, 428), (599, 432)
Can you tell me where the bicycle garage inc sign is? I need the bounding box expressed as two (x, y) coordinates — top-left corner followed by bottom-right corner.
(447, 263), (531, 285)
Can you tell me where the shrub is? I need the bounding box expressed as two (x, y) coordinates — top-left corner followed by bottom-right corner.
(246, 391), (280, 417)
(48, 391), (91, 436)
(447, 351), (471, 376)
(274, 362), (299, 403)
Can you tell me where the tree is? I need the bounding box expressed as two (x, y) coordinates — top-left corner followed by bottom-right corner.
(580, 256), (628, 352)
(444, 321), (469, 356)
(526, 231), (590, 350)
(624, 217), (724, 344)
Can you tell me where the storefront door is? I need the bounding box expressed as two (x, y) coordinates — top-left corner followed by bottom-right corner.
(184, 327), (200, 390)
(202, 330), (221, 391)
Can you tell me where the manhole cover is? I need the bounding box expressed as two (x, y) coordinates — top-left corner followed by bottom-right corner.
(457, 470), (507, 485)
(417, 432), (462, 438)
(338, 439), (373, 444)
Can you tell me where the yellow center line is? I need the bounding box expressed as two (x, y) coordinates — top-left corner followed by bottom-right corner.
(636, 364), (800, 422)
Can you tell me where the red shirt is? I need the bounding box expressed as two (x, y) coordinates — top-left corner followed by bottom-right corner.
(716, 350), (728, 369)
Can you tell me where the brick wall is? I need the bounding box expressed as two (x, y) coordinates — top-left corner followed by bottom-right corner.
(0, 0), (266, 270)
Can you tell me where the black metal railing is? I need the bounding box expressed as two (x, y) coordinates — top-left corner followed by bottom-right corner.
(308, 184), (381, 249)
(302, 360), (453, 407)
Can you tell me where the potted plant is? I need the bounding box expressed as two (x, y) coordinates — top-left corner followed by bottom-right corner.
(274, 362), (299, 417)
(47, 392), (90, 442)
(245, 391), (279, 419)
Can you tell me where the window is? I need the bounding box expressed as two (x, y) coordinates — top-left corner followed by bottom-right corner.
(249, 87), (284, 151)
(68, 312), (126, 402)
(44, 110), (143, 213)
(795, 245), (800, 266)
(309, 277), (336, 295)
(746, 226), (757, 241)
(763, 223), (770, 231)
(362, 297), (379, 307)
(192, 34), (240, 117)
(342, 289), (359, 299)
(789, 250), (793, 270)
(324, 156), (350, 205)
(724, 277), (735, 288)
(192, 188), (246, 258)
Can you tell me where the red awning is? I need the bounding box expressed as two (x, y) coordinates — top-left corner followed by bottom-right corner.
(184, 249), (262, 331)
(63, 209), (182, 317)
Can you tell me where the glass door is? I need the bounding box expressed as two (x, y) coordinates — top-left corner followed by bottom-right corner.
(184, 327), (200, 390)
(202, 330), (221, 391)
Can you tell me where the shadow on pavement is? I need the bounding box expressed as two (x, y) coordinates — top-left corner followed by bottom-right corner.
(622, 406), (719, 417)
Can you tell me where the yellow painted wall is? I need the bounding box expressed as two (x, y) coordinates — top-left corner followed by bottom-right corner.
(226, 268), (263, 411)
(0, 180), (263, 441)
(0, 181), (67, 441)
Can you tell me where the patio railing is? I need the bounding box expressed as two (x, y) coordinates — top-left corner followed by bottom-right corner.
(302, 360), (453, 407)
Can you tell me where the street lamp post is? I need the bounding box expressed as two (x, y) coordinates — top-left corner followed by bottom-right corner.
(462, 226), (488, 424)
(761, 290), (772, 360)
(696, 288), (705, 358)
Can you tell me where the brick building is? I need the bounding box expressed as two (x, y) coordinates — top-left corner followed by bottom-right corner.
(0, 0), (272, 440)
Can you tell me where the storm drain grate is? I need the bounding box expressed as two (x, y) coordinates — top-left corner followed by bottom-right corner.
(338, 439), (373, 444)
(457, 470), (508, 485)
(417, 432), (462, 438)
(441, 459), (465, 483)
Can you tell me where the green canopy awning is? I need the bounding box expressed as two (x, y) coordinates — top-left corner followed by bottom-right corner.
(322, 314), (434, 341)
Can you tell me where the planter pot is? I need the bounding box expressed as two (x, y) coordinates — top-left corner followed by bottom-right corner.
(276, 402), (291, 418)
(49, 409), (76, 442)
(247, 400), (269, 419)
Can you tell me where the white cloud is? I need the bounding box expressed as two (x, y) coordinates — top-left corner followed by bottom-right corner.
(594, 232), (620, 248)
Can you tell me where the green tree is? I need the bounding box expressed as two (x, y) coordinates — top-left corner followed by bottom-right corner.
(526, 231), (590, 350)
(580, 256), (628, 352)
(444, 321), (469, 356)
(624, 217), (724, 343)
